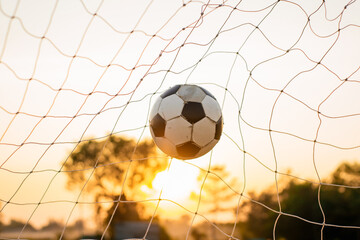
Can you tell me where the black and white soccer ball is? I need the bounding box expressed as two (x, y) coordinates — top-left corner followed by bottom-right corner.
(149, 84), (223, 160)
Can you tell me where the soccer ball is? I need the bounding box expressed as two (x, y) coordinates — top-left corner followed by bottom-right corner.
(149, 84), (223, 160)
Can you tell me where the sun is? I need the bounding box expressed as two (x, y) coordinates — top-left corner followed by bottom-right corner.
(146, 160), (200, 202)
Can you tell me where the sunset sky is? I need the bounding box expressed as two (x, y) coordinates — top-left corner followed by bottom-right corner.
(0, 0), (359, 234)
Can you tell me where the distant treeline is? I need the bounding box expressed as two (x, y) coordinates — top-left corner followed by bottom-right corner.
(0, 218), (83, 236)
(191, 161), (360, 240)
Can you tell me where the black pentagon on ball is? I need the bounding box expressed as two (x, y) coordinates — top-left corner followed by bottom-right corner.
(176, 142), (201, 158)
(215, 116), (223, 140)
(199, 86), (216, 99)
(160, 85), (181, 98)
(150, 114), (166, 137)
(181, 102), (205, 124)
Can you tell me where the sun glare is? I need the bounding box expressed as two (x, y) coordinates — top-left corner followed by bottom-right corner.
(150, 160), (200, 202)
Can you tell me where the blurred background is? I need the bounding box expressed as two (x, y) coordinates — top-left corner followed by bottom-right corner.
(0, 0), (359, 239)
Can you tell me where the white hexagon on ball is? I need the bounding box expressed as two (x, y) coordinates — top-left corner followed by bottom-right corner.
(177, 85), (206, 102)
(202, 95), (222, 122)
(192, 117), (216, 147)
(158, 94), (184, 120)
(165, 116), (192, 146)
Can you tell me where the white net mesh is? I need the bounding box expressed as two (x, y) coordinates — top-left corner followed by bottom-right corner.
(0, 0), (359, 239)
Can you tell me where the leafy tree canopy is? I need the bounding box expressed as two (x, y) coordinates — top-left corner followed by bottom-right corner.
(62, 135), (168, 232)
(239, 162), (360, 240)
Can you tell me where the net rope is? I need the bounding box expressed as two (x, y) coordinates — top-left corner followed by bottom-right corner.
(0, 0), (359, 239)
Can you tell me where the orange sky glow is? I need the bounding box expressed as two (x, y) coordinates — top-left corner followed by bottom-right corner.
(0, 0), (359, 235)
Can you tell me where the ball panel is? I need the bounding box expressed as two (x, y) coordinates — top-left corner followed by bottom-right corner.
(165, 117), (192, 145)
(202, 95), (222, 122)
(149, 97), (162, 120)
(160, 85), (181, 98)
(192, 117), (216, 147)
(150, 114), (166, 137)
(177, 85), (206, 102)
(176, 141), (201, 159)
(195, 139), (218, 158)
(181, 102), (205, 124)
(199, 86), (216, 99)
(154, 137), (178, 158)
(158, 94), (184, 120)
(215, 116), (223, 140)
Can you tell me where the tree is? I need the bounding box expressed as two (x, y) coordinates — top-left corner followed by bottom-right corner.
(239, 189), (279, 240)
(193, 165), (239, 240)
(191, 227), (207, 240)
(276, 181), (323, 240)
(62, 135), (168, 234)
(320, 162), (360, 240)
(196, 165), (239, 219)
(239, 162), (360, 240)
(40, 219), (64, 232)
(4, 219), (36, 232)
(331, 161), (360, 186)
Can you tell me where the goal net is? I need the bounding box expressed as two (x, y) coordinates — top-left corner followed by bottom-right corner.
(0, 0), (359, 239)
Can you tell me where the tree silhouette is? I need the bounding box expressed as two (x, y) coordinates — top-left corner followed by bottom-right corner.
(3, 219), (36, 232)
(239, 162), (360, 240)
(62, 135), (168, 233)
(320, 162), (360, 240)
(240, 190), (279, 240)
(191, 227), (207, 240)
